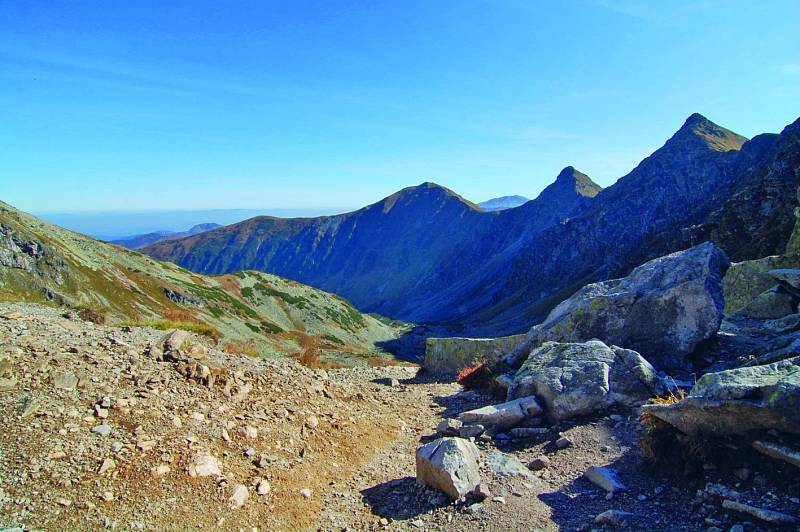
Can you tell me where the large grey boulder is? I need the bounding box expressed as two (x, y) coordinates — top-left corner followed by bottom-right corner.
(415, 438), (481, 500)
(458, 396), (542, 429)
(508, 340), (664, 422)
(507, 242), (729, 369)
(642, 356), (800, 435)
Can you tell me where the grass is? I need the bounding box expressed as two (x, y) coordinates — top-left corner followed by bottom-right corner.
(223, 339), (260, 357)
(638, 388), (712, 469)
(121, 319), (222, 341)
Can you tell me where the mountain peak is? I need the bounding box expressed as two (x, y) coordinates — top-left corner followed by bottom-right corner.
(379, 182), (481, 214)
(671, 113), (748, 152)
(554, 166), (602, 198)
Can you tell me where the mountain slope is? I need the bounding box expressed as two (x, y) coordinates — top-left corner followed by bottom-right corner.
(479, 195), (529, 211)
(0, 201), (401, 365)
(144, 173), (603, 322)
(110, 223), (221, 249)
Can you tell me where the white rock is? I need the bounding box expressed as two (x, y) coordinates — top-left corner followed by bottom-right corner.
(229, 484), (249, 508)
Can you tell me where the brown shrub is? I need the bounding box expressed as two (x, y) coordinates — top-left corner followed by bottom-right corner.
(223, 339), (260, 357)
(77, 306), (106, 325)
(456, 361), (490, 390)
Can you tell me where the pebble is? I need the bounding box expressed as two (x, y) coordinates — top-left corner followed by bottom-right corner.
(98, 458), (116, 475)
(92, 424), (112, 437)
(257, 480), (271, 496)
(300, 488), (312, 499)
(305, 415), (319, 429)
(555, 436), (573, 449)
(528, 456), (550, 471)
(229, 484), (249, 508)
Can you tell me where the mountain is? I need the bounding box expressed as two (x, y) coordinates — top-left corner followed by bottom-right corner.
(479, 195), (529, 211)
(143, 172), (603, 325)
(144, 114), (799, 337)
(0, 201), (402, 365)
(110, 222), (222, 249)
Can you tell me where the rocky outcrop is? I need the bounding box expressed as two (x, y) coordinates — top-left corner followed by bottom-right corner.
(415, 437), (481, 500)
(423, 334), (526, 375)
(508, 243), (729, 369)
(508, 340), (663, 421)
(642, 356), (800, 435)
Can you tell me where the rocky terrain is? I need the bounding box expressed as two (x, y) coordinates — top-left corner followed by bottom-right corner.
(0, 201), (402, 365)
(143, 114), (799, 338)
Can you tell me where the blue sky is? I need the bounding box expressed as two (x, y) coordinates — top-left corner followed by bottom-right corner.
(1, 0), (799, 215)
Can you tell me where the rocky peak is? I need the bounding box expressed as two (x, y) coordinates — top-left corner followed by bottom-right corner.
(537, 167), (602, 205)
(668, 113), (748, 153)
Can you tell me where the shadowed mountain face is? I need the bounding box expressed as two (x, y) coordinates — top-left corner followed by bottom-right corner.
(144, 114), (800, 335)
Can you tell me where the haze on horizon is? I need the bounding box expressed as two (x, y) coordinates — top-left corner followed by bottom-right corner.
(2, 0), (799, 215)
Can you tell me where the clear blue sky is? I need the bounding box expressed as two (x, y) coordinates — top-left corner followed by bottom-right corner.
(1, 0), (798, 214)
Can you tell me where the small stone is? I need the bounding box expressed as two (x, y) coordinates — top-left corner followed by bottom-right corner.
(492, 496), (506, 504)
(594, 509), (632, 527)
(152, 464), (171, 476)
(584, 466), (626, 493)
(300, 488), (312, 499)
(101, 491), (114, 502)
(305, 416), (319, 429)
(555, 436), (572, 449)
(637, 494), (647, 501)
(171, 415), (182, 428)
(389, 378), (400, 387)
(229, 484), (249, 508)
(474, 483), (491, 499)
(56, 497), (72, 507)
(189, 454), (222, 477)
(242, 426), (258, 439)
(528, 456), (550, 471)
(190, 412), (205, 422)
(92, 424), (112, 437)
(257, 479), (271, 496)
(379, 517), (389, 526)
(98, 458), (116, 475)
(465, 502), (482, 514)
(436, 418), (463, 436)
(458, 424), (485, 439)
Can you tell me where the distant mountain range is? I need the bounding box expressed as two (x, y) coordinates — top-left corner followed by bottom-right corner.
(479, 195), (530, 211)
(110, 223), (221, 249)
(143, 113), (800, 336)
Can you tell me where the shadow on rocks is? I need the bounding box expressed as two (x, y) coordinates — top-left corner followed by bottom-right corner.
(361, 476), (449, 520)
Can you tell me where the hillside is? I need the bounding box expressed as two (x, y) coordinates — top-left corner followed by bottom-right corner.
(0, 201), (402, 366)
(146, 114), (799, 336)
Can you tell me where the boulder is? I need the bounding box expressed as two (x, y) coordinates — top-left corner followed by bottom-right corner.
(415, 438), (481, 500)
(507, 242), (729, 369)
(508, 340), (663, 421)
(723, 257), (791, 314)
(733, 285), (796, 320)
(423, 334), (526, 375)
(458, 396), (542, 429)
(642, 356), (800, 435)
